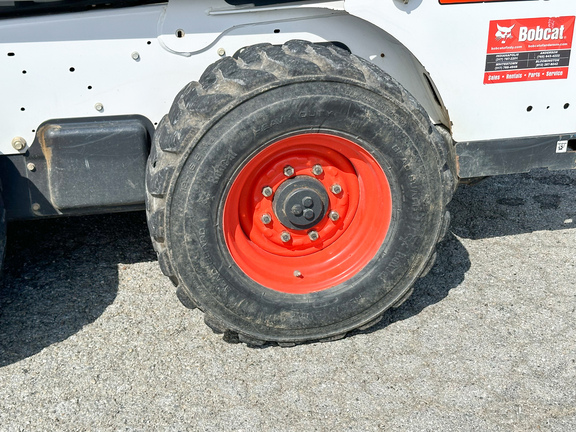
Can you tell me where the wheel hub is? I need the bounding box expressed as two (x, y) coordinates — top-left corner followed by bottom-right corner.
(273, 176), (329, 230)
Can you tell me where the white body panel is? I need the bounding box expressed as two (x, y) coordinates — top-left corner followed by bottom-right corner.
(0, 0), (444, 155)
(347, 0), (576, 142)
(0, 0), (574, 155)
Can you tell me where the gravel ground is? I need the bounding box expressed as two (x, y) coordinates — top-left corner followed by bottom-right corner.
(0, 168), (575, 431)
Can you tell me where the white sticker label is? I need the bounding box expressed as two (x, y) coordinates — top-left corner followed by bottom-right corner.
(556, 140), (568, 153)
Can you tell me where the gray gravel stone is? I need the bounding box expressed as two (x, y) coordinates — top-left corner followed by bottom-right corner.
(1, 168), (575, 431)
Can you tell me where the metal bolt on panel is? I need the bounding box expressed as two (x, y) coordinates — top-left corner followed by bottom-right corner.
(11, 137), (26, 151)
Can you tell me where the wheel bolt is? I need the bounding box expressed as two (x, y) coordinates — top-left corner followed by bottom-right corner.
(261, 213), (272, 224)
(302, 196), (313, 208)
(312, 164), (323, 176)
(291, 204), (303, 216)
(308, 231), (319, 241)
(281, 231), (291, 243)
(262, 186), (273, 197)
(330, 184), (342, 195)
(283, 165), (295, 177)
(329, 211), (340, 221)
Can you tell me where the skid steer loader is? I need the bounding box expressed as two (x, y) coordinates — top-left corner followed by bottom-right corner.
(0, 0), (574, 345)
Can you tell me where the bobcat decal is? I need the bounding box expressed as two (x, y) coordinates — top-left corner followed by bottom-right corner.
(495, 24), (515, 43)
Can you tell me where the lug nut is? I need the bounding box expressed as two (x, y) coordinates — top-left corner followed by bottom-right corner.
(281, 231), (291, 243)
(283, 165), (295, 177)
(329, 210), (340, 221)
(312, 164), (323, 176)
(261, 213), (272, 224)
(330, 184), (342, 195)
(262, 186), (273, 197)
(308, 231), (319, 241)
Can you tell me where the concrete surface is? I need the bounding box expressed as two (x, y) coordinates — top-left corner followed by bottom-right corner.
(0, 168), (575, 431)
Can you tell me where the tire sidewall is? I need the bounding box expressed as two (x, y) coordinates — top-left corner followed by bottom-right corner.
(168, 80), (443, 340)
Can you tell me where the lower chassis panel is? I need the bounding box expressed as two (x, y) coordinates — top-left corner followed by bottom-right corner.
(0, 115), (574, 221)
(0, 116), (152, 221)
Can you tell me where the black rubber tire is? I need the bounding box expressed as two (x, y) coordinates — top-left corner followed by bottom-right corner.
(146, 41), (455, 345)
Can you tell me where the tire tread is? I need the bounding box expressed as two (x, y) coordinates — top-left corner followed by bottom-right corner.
(145, 40), (455, 345)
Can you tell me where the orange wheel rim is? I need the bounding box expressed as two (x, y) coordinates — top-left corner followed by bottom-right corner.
(223, 133), (392, 294)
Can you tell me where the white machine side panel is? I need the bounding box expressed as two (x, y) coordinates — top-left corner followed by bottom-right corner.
(0, 0), (445, 155)
(0, 2), (350, 156)
(347, 0), (576, 142)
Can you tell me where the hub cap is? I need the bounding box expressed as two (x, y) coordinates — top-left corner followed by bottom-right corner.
(273, 176), (329, 230)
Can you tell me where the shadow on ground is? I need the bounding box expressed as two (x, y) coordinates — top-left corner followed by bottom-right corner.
(1, 170), (575, 354)
(449, 170), (576, 240)
(367, 169), (576, 334)
(0, 211), (155, 367)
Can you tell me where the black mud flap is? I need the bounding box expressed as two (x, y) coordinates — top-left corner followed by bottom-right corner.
(0, 115), (153, 221)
